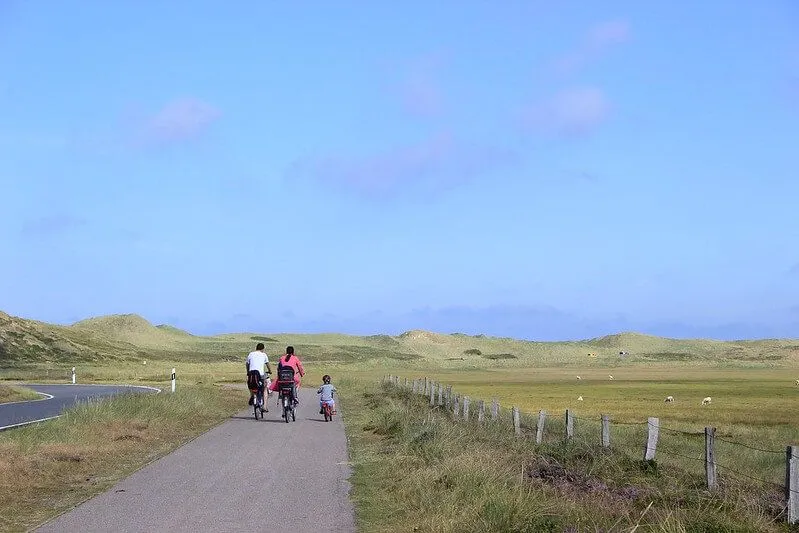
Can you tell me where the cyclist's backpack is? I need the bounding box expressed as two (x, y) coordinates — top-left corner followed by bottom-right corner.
(247, 371), (261, 392)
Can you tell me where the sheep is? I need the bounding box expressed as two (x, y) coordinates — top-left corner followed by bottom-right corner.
(576, 376), (581, 380)
(664, 396), (674, 403)
(608, 375), (614, 380)
(577, 396), (583, 401)
(795, 379), (799, 385)
(701, 397), (712, 405)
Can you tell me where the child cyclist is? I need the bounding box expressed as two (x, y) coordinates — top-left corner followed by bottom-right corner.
(317, 374), (337, 415)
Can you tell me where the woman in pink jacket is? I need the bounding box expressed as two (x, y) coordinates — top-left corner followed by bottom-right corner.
(269, 346), (305, 402)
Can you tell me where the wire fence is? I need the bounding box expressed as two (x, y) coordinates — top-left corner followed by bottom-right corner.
(383, 374), (799, 525)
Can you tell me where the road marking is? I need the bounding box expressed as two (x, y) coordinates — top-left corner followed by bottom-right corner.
(0, 414), (63, 431)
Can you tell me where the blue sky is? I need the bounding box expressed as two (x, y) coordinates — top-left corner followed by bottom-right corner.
(2, 1), (798, 340)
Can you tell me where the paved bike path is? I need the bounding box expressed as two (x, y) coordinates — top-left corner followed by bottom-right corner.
(35, 387), (355, 533)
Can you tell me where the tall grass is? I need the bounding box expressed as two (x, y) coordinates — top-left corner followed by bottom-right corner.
(0, 384), (243, 532)
(340, 379), (793, 532)
(0, 383), (40, 403)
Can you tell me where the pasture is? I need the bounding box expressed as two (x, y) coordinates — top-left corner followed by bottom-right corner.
(340, 374), (799, 532)
(369, 367), (799, 487)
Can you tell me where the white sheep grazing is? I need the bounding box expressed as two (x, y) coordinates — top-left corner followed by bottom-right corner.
(576, 376), (581, 380)
(577, 396), (583, 401)
(664, 396), (674, 403)
(608, 375), (614, 380)
(701, 396), (712, 405)
(795, 379), (799, 385)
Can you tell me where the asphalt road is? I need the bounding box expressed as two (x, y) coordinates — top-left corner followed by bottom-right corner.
(0, 384), (160, 430)
(35, 386), (356, 533)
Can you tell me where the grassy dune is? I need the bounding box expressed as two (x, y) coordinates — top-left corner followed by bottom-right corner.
(0, 385), (243, 532)
(3, 311), (799, 372)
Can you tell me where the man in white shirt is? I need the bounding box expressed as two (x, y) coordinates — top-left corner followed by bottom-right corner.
(246, 343), (272, 406)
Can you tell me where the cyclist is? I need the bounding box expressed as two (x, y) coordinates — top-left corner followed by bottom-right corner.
(246, 342), (272, 408)
(269, 346), (304, 405)
(317, 374), (337, 415)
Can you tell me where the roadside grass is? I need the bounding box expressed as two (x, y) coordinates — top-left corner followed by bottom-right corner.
(0, 383), (41, 404)
(340, 378), (793, 532)
(0, 384), (243, 532)
(376, 367), (799, 489)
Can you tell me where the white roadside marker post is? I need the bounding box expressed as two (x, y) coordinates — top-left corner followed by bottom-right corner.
(72, 367), (76, 384)
(171, 368), (176, 393)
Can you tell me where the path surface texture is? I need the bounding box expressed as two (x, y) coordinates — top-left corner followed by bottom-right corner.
(35, 387), (356, 533)
(0, 384), (158, 430)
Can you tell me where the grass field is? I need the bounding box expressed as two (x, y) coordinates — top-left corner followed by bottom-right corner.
(340, 378), (796, 532)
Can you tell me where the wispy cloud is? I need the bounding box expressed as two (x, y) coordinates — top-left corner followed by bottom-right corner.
(133, 98), (221, 146)
(554, 19), (630, 75)
(20, 214), (87, 238)
(289, 132), (518, 198)
(393, 52), (448, 117)
(522, 86), (611, 138)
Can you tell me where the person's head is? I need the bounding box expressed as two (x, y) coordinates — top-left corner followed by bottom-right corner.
(284, 346), (294, 360)
(256, 342), (265, 351)
(323, 374), (331, 384)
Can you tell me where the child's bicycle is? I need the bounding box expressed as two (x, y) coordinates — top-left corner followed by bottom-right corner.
(322, 401), (336, 422)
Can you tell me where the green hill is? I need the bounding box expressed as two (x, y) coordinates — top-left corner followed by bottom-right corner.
(1, 310), (797, 368)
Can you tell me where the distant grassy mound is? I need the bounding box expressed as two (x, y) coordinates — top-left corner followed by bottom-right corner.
(2, 309), (799, 369)
(156, 324), (192, 336)
(70, 314), (197, 349)
(250, 335), (279, 343)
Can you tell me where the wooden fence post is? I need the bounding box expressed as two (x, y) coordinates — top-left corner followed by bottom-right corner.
(565, 409), (574, 440)
(463, 396), (470, 420)
(445, 386), (452, 408)
(429, 382), (436, 406)
(787, 445), (799, 524)
(645, 417), (659, 461)
(705, 427), (717, 490)
(412, 379), (418, 393)
(601, 414), (610, 448)
(491, 398), (499, 422)
(404, 377), (408, 388)
(512, 406), (521, 436)
(536, 410), (546, 444)
(437, 383), (444, 406)
(423, 377), (428, 395)
(477, 400), (485, 424)
(453, 395), (460, 419)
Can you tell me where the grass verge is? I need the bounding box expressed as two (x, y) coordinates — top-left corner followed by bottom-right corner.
(0, 383), (42, 404)
(0, 384), (243, 532)
(339, 378), (794, 532)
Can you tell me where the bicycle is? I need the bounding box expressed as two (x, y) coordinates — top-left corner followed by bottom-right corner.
(250, 373), (270, 420)
(278, 384), (296, 423)
(322, 400), (335, 422)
